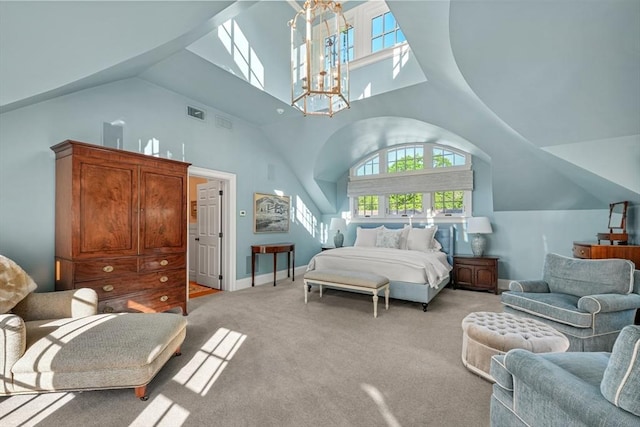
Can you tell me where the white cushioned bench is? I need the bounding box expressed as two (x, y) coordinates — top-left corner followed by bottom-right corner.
(303, 269), (390, 318)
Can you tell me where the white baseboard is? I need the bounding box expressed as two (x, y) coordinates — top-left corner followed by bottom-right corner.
(235, 265), (308, 291)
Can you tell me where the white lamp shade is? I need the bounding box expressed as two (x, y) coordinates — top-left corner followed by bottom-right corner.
(466, 217), (493, 234)
(329, 218), (347, 231)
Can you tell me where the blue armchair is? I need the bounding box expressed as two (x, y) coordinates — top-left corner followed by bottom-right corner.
(490, 325), (640, 426)
(501, 253), (640, 352)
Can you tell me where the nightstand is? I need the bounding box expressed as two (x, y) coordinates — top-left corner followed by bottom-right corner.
(453, 255), (499, 294)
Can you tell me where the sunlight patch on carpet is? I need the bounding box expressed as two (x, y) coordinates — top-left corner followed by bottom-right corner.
(361, 383), (401, 427)
(0, 392), (75, 427)
(129, 393), (189, 427)
(172, 327), (246, 396)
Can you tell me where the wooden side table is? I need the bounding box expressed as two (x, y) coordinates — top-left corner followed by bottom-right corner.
(251, 243), (295, 286)
(453, 255), (499, 294)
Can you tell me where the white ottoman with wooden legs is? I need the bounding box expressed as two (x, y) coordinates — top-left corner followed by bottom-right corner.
(303, 269), (390, 318)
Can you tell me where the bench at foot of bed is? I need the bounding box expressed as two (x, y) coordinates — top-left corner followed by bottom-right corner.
(303, 269), (390, 318)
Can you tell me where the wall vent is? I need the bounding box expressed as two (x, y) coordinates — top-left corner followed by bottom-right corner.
(187, 106), (205, 120)
(215, 115), (233, 130)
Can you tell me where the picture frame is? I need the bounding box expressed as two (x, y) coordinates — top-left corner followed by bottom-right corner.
(254, 192), (290, 233)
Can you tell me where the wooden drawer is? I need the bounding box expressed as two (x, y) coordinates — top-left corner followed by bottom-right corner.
(139, 254), (186, 272)
(82, 269), (186, 299)
(99, 285), (186, 314)
(73, 258), (138, 281)
(572, 244), (591, 259)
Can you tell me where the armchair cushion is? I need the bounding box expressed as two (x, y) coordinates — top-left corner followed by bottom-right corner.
(600, 325), (640, 416)
(0, 255), (38, 314)
(501, 291), (592, 328)
(509, 280), (549, 293)
(543, 254), (634, 297)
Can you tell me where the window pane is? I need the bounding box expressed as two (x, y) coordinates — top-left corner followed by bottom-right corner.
(433, 190), (464, 214)
(355, 154), (380, 176)
(372, 36), (383, 52)
(383, 13), (396, 32)
(397, 29), (406, 43)
(388, 146), (424, 173)
(383, 33), (395, 48)
(372, 15), (383, 37)
(389, 193), (423, 216)
(357, 195), (379, 217)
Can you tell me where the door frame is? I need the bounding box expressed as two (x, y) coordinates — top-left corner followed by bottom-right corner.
(188, 166), (237, 292)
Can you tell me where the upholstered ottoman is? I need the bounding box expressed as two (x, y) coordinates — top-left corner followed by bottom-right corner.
(461, 311), (569, 382)
(12, 312), (187, 400)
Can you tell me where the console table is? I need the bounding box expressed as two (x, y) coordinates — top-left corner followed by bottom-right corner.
(251, 243), (295, 286)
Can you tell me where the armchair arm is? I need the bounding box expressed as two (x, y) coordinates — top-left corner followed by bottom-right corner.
(0, 314), (26, 388)
(509, 280), (550, 293)
(503, 349), (638, 426)
(578, 293), (640, 314)
(12, 288), (98, 321)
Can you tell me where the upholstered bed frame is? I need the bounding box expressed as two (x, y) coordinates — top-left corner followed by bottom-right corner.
(381, 225), (454, 311)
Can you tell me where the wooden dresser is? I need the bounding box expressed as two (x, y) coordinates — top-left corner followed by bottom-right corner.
(572, 242), (640, 267)
(51, 140), (190, 315)
(452, 255), (499, 294)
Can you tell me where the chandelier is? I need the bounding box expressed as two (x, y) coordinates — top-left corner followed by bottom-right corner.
(290, 0), (350, 117)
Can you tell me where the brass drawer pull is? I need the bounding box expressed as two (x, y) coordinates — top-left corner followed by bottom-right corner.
(103, 306), (114, 313)
(159, 276), (169, 283)
(160, 295), (169, 302)
(160, 259), (169, 266)
(103, 265), (114, 273)
(103, 284), (114, 292)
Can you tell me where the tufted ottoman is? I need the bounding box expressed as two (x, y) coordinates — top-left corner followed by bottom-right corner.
(461, 311), (569, 382)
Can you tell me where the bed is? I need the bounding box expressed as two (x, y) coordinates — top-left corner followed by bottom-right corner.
(306, 225), (454, 311)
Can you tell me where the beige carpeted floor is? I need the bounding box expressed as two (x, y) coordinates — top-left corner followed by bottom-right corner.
(0, 279), (503, 427)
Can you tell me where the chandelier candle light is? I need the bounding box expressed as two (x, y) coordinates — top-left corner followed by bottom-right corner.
(290, 0), (350, 117)
(466, 217), (493, 257)
(329, 217), (347, 248)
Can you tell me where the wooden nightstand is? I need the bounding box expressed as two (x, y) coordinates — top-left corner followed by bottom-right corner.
(453, 255), (499, 294)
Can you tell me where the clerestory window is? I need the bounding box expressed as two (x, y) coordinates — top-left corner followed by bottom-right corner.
(348, 143), (473, 221)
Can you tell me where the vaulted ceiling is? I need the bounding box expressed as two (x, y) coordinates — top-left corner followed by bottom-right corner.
(1, 0), (638, 214)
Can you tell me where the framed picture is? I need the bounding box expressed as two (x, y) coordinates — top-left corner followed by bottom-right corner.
(190, 201), (197, 219)
(254, 192), (290, 233)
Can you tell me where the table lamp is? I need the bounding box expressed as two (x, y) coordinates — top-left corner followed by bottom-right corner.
(466, 217), (493, 256)
(329, 218), (347, 248)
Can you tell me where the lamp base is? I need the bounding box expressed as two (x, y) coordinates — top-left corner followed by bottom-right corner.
(471, 234), (487, 257)
(334, 231), (344, 248)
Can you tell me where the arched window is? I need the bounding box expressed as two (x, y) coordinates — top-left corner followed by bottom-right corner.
(348, 143), (472, 220)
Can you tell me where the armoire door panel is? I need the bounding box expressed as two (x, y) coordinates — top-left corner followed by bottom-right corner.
(78, 161), (137, 256)
(140, 170), (186, 253)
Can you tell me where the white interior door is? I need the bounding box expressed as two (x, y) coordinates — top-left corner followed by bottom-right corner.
(196, 181), (221, 289)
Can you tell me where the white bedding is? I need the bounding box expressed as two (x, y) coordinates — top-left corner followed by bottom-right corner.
(306, 247), (452, 288)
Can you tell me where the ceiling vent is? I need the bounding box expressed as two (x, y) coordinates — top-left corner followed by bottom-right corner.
(187, 106), (205, 121)
(215, 115), (233, 130)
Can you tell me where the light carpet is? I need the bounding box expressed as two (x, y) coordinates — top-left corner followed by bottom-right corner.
(0, 279), (503, 427)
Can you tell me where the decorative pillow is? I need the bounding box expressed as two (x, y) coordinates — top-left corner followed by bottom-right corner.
(376, 228), (401, 249)
(380, 226), (411, 249)
(600, 325), (640, 416)
(0, 255), (38, 314)
(407, 227), (438, 252)
(354, 226), (383, 247)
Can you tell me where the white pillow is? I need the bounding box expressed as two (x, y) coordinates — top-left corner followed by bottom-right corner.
(376, 228), (402, 249)
(0, 255), (38, 314)
(407, 227), (438, 252)
(354, 226), (383, 247)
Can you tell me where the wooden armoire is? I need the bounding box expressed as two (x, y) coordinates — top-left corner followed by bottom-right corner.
(51, 140), (190, 315)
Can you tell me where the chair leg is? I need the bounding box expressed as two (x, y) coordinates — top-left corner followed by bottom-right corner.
(135, 385), (148, 401)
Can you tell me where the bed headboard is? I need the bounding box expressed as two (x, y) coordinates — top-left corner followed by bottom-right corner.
(434, 225), (455, 266)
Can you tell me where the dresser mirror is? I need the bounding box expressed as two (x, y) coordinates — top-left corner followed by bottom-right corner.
(597, 201), (628, 244)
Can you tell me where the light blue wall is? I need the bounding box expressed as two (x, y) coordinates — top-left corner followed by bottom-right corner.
(0, 78), (322, 290)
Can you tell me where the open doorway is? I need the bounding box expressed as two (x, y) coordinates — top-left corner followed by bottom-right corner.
(188, 166), (237, 292)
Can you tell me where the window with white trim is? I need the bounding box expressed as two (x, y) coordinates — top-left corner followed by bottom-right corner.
(371, 11), (405, 53)
(348, 143), (473, 220)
